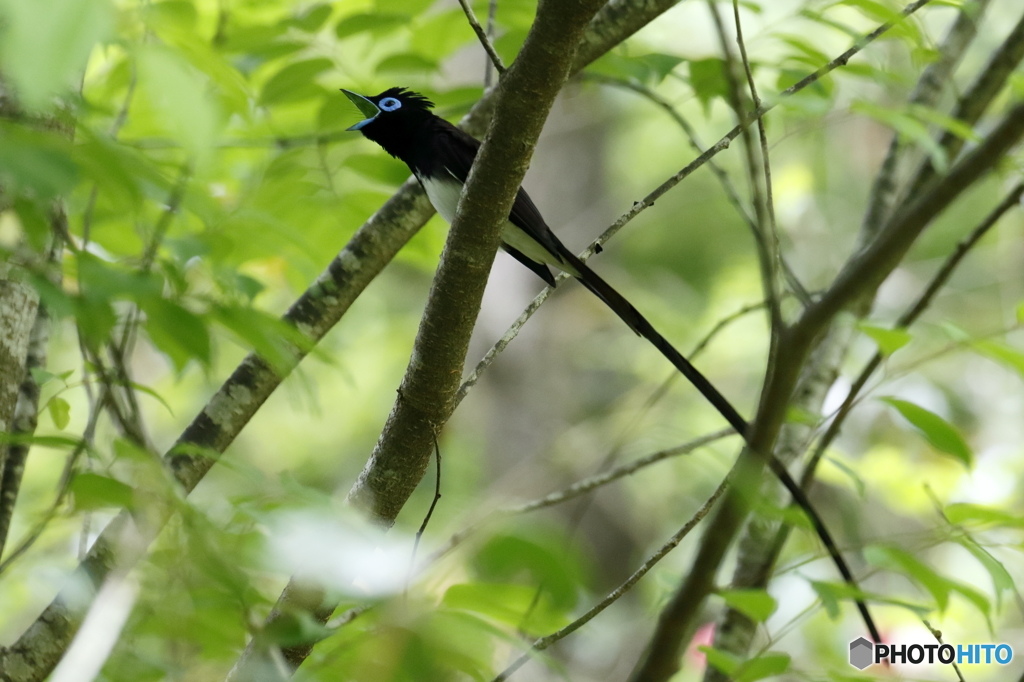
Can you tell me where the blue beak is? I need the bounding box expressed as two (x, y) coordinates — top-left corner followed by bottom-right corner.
(341, 89), (380, 131)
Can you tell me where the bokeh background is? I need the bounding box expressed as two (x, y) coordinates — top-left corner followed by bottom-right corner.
(1, 0), (1023, 679)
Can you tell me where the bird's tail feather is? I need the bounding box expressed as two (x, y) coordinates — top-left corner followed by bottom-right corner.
(557, 245), (882, 645)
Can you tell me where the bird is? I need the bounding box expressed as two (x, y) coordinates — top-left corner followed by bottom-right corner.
(342, 85), (879, 643)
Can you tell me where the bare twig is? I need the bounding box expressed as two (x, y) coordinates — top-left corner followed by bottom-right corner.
(923, 619), (966, 682)
(704, 4), (995, 677)
(407, 436), (442, 588)
(631, 70), (1024, 682)
(485, 0), (499, 87)
(492, 476), (730, 681)
(0, 0), (721, 676)
(731, 0), (785, 308)
(707, 0), (782, 337)
(458, 0), (507, 76)
(800, 181), (1024, 485)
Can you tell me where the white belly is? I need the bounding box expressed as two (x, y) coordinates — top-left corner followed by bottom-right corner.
(418, 171), (565, 269)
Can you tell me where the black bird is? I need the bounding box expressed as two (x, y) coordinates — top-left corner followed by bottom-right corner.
(342, 86), (743, 432)
(342, 85), (879, 643)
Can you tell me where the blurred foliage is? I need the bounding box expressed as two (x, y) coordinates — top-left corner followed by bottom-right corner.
(1, 0), (1023, 681)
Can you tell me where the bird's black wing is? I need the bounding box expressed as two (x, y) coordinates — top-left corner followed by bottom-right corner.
(429, 119), (567, 268)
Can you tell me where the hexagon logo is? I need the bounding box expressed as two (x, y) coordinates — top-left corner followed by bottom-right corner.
(849, 637), (874, 670)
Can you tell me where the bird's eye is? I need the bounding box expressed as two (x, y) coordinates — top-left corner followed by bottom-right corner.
(379, 97), (402, 112)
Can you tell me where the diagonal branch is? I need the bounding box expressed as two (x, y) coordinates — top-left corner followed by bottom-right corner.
(707, 0), (783, 334)
(801, 181), (1024, 486)
(0, 1), (724, 677)
(703, 3), (993, 676)
(458, 0), (507, 76)
(493, 475), (731, 682)
(629, 98), (1024, 682)
(0, 1), (939, 679)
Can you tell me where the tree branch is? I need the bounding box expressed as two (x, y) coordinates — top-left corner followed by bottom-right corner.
(801, 101), (1024, 337)
(231, 0), (607, 679)
(458, 0), (506, 76)
(707, 0), (783, 334)
(0, 0), (728, 676)
(703, 4), (992, 676)
(801, 181), (1024, 486)
(493, 476), (730, 682)
(0, 217), (61, 560)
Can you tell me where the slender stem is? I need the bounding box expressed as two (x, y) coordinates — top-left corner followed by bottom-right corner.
(707, 0), (782, 340)
(492, 476), (730, 681)
(458, 0), (506, 76)
(485, 0), (499, 87)
(800, 182), (1024, 485)
(420, 428), (735, 571)
(732, 0), (786, 307)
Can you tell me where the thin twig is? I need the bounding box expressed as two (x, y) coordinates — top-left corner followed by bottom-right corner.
(732, 0), (786, 308)
(485, 0), (499, 87)
(585, 74), (811, 305)
(707, 0), (782, 339)
(800, 182), (1024, 485)
(923, 619), (966, 682)
(407, 436), (442, 589)
(491, 476), (730, 681)
(420, 428), (734, 572)
(458, 0), (506, 76)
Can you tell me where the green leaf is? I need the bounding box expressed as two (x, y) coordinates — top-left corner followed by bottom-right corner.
(287, 4), (332, 32)
(48, 397), (71, 430)
(344, 154), (410, 186)
(853, 100), (948, 171)
(72, 295), (117, 351)
(473, 533), (585, 610)
(880, 398), (972, 467)
(786, 404), (819, 425)
(825, 455), (867, 499)
(637, 53), (685, 83)
(699, 646), (741, 676)
(972, 340), (1024, 380)
(334, 13), (409, 40)
(12, 198), (51, 251)
(865, 545), (951, 611)
(137, 44), (220, 157)
(955, 533), (1016, 610)
(141, 298), (211, 372)
(811, 580), (930, 619)
(259, 58), (333, 106)
(0, 0), (113, 109)
(71, 472), (134, 510)
(945, 503), (1024, 529)
(688, 58), (730, 114)
(736, 652), (791, 682)
(0, 432), (81, 448)
(410, 8), (475, 61)
(211, 305), (306, 374)
(779, 35), (831, 68)
(442, 583), (569, 635)
(0, 124), (79, 199)
(859, 323), (911, 356)
(76, 252), (163, 301)
(718, 589), (777, 623)
(909, 104), (979, 142)
(376, 53), (438, 75)
(776, 68), (834, 114)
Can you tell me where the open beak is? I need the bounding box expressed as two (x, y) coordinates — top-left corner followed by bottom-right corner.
(342, 89), (380, 131)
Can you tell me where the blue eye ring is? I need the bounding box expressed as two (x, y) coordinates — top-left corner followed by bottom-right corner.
(379, 97), (402, 112)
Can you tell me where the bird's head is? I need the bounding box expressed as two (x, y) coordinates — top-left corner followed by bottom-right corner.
(341, 87), (434, 133)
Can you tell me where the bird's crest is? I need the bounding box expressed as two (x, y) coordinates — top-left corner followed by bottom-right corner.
(380, 87), (434, 110)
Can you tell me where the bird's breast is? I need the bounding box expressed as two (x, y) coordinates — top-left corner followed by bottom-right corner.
(417, 172), (463, 224)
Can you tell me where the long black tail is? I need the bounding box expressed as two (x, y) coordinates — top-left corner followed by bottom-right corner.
(559, 246), (881, 644)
